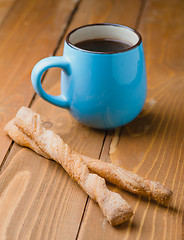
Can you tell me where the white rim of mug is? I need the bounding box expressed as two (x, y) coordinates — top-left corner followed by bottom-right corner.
(66, 23), (142, 54)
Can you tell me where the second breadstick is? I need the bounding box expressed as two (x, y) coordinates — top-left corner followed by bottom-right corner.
(82, 157), (172, 205)
(13, 107), (133, 226)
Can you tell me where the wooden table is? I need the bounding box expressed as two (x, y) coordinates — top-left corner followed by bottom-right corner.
(0, 0), (183, 239)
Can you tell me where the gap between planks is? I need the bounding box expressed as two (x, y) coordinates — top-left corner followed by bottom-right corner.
(75, 131), (108, 240)
(135, 0), (146, 30)
(104, 0), (147, 157)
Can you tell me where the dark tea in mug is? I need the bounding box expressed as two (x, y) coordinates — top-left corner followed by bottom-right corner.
(75, 38), (132, 53)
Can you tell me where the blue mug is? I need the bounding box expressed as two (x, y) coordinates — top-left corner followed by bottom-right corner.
(31, 23), (147, 129)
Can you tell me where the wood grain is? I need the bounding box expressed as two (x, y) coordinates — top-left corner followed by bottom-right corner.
(77, 0), (184, 239)
(0, 0), (16, 26)
(0, 0), (143, 239)
(0, 0), (79, 163)
(0, 148), (89, 240)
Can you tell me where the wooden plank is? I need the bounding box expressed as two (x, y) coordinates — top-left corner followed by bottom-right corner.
(77, 0), (184, 239)
(0, 0), (79, 164)
(0, 149), (89, 240)
(0, 0), (17, 26)
(0, 0), (143, 239)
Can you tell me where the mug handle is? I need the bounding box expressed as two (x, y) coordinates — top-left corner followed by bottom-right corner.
(31, 56), (71, 108)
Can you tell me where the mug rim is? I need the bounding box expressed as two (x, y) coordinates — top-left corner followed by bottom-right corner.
(66, 23), (142, 54)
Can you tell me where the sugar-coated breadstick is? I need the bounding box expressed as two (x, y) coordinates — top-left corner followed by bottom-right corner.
(82, 157), (172, 205)
(9, 107), (133, 226)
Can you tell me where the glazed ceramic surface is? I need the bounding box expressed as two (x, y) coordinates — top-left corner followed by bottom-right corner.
(31, 23), (147, 129)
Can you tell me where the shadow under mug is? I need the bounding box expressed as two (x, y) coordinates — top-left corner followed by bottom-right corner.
(31, 23), (147, 129)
